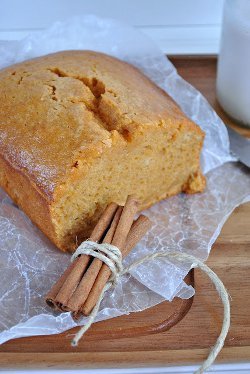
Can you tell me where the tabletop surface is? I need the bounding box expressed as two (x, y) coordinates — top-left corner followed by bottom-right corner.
(0, 56), (250, 369)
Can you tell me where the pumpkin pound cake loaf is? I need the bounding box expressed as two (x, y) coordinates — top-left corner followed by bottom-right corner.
(0, 51), (205, 252)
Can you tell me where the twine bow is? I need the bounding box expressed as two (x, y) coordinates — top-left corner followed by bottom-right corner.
(71, 241), (230, 374)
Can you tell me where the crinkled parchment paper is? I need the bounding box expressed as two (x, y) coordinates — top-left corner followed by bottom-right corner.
(0, 15), (249, 344)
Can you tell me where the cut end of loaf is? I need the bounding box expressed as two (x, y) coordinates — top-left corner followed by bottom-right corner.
(52, 124), (205, 252)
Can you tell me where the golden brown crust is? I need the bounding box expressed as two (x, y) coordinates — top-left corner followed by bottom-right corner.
(0, 153), (60, 248)
(0, 51), (203, 195)
(0, 50), (205, 251)
(182, 169), (206, 194)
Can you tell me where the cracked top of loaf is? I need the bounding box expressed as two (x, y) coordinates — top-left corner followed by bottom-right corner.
(0, 51), (203, 200)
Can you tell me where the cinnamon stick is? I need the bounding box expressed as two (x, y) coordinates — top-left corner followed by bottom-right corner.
(123, 215), (152, 255)
(88, 202), (119, 242)
(67, 195), (137, 312)
(111, 195), (138, 250)
(81, 214), (152, 316)
(45, 202), (118, 309)
(66, 207), (123, 312)
(45, 260), (77, 309)
(54, 255), (91, 310)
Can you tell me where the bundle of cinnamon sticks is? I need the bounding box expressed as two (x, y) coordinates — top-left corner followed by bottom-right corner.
(46, 196), (152, 317)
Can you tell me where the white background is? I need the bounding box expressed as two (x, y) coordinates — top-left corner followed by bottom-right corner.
(0, 0), (224, 54)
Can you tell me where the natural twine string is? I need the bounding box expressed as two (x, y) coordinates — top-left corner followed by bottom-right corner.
(71, 241), (230, 374)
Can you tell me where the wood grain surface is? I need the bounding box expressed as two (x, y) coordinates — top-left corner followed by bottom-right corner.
(1, 57), (250, 369)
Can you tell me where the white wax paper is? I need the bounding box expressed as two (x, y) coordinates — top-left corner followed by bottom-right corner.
(0, 15), (249, 345)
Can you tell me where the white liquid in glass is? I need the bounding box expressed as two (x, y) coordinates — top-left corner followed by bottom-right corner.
(217, 0), (250, 127)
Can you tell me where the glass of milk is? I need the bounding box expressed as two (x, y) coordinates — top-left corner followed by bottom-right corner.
(216, 0), (250, 127)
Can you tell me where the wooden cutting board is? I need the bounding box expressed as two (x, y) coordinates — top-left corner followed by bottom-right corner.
(1, 57), (250, 369)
